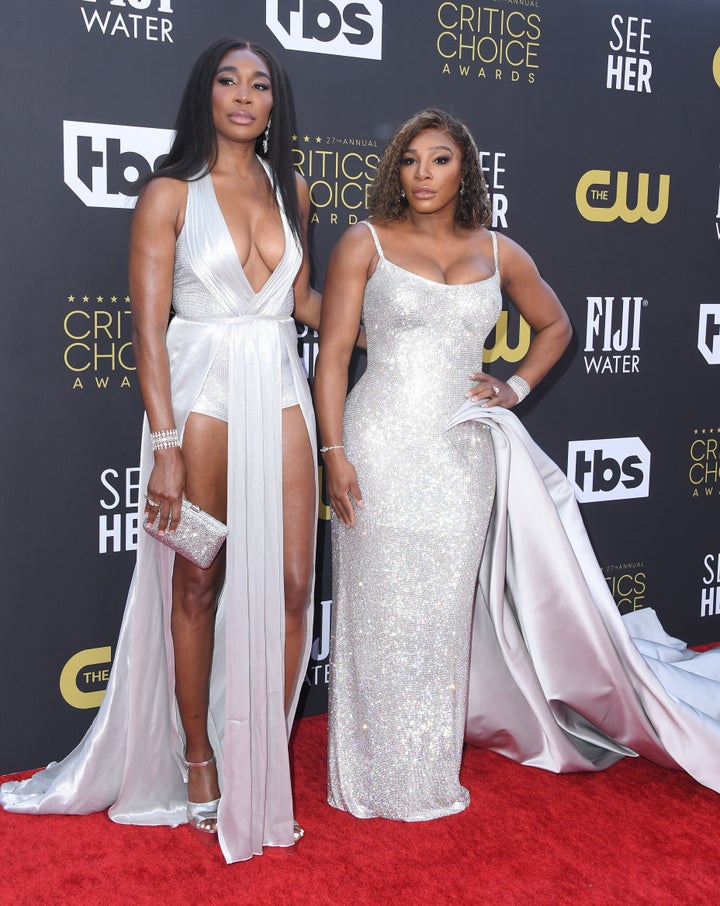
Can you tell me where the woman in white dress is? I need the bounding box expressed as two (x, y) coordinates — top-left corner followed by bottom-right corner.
(0, 38), (319, 863)
(314, 108), (720, 822)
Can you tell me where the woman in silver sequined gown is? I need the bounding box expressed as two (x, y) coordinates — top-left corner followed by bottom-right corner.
(315, 109), (571, 820)
(315, 109), (720, 822)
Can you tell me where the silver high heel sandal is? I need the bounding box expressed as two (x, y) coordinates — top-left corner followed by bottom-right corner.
(184, 754), (220, 845)
(294, 821), (304, 843)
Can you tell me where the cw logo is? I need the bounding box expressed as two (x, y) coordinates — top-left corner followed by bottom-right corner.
(483, 312), (531, 363)
(59, 646), (111, 709)
(576, 170), (670, 223)
(318, 465), (331, 520)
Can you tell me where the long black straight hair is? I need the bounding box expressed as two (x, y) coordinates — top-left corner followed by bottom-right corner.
(139, 37), (302, 243)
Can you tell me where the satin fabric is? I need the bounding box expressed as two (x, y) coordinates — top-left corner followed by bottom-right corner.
(449, 402), (720, 791)
(0, 166), (317, 863)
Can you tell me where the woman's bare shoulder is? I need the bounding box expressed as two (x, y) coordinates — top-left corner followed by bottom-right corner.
(133, 176), (188, 234)
(337, 220), (379, 250)
(137, 175), (187, 208)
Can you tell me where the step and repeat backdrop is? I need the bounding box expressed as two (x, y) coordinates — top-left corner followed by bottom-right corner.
(0, 0), (718, 774)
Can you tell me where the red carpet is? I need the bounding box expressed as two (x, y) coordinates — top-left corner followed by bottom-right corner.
(1, 714), (718, 905)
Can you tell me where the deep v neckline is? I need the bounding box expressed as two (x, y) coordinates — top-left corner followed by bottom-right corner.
(207, 161), (289, 299)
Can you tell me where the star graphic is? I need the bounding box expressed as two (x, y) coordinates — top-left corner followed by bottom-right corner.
(97, 296), (104, 303)
(82, 295), (89, 303)
(68, 295), (75, 303)
(303, 134), (310, 143)
(110, 296), (118, 303)
(125, 296), (131, 303)
(315, 136), (322, 143)
(292, 133), (298, 142)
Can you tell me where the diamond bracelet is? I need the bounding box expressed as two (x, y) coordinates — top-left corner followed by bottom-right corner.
(506, 375), (530, 404)
(150, 427), (180, 451)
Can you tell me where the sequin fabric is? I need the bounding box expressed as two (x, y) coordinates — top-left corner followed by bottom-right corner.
(328, 223), (502, 820)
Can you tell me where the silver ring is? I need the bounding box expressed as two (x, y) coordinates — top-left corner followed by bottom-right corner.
(145, 496), (159, 507)
(491, 385), (500, 395)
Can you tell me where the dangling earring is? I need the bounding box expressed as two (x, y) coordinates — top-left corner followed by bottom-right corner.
(400, 188), (406, 199)
(262, 117), (271, 155)
(459, 181), (465, 196)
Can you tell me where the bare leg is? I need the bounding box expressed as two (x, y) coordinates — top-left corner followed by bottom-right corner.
(171, 413), (227, 808)
(281, 405), (316, 715)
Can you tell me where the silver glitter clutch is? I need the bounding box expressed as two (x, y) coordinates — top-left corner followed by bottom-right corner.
(143, 499), (228, 569)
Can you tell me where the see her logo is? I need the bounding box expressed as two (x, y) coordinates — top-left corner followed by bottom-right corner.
(266, 0), (383, 60)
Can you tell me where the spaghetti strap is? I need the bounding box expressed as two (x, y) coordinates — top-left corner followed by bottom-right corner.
(489, 230), (499, 275)
(361, 220), (385, 259)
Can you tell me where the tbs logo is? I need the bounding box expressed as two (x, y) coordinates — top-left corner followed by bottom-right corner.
(266, 0), (383, 60)
(63, 121), (174, 208)
(567, 438), (651, 503)
(698, 304), (720, 365)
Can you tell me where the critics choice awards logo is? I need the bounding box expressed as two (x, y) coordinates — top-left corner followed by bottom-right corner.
(606, 14), (652, 93)
(567, 437), (651, 503)
(292, 132), (380, 225)
(80, 0), (174, 42)
(63, 292), (135, 391)
(583, 295), (647, 375)
(689, 427), (720, 499)
(435, 1), (541, 85)
(291, 130), (380, 380)
(266, 0), (383, 60)
(576, 170), (670, 224)
(603, 563), (647, 615)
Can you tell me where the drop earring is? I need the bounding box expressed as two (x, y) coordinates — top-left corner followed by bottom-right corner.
(263, 117), (271, 155)
(400, 188), (406, 199)
(459, 181), (465, 196)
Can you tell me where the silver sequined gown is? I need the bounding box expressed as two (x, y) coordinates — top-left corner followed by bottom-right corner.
(328, 222), (501, 820)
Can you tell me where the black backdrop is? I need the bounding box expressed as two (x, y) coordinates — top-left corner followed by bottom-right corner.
(1, 0), (719, 774)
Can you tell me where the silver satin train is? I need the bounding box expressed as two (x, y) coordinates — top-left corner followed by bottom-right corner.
(328, 221), (720, 821)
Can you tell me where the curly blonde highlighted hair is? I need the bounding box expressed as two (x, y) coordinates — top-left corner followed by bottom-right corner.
(368, 108), (492, 228)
